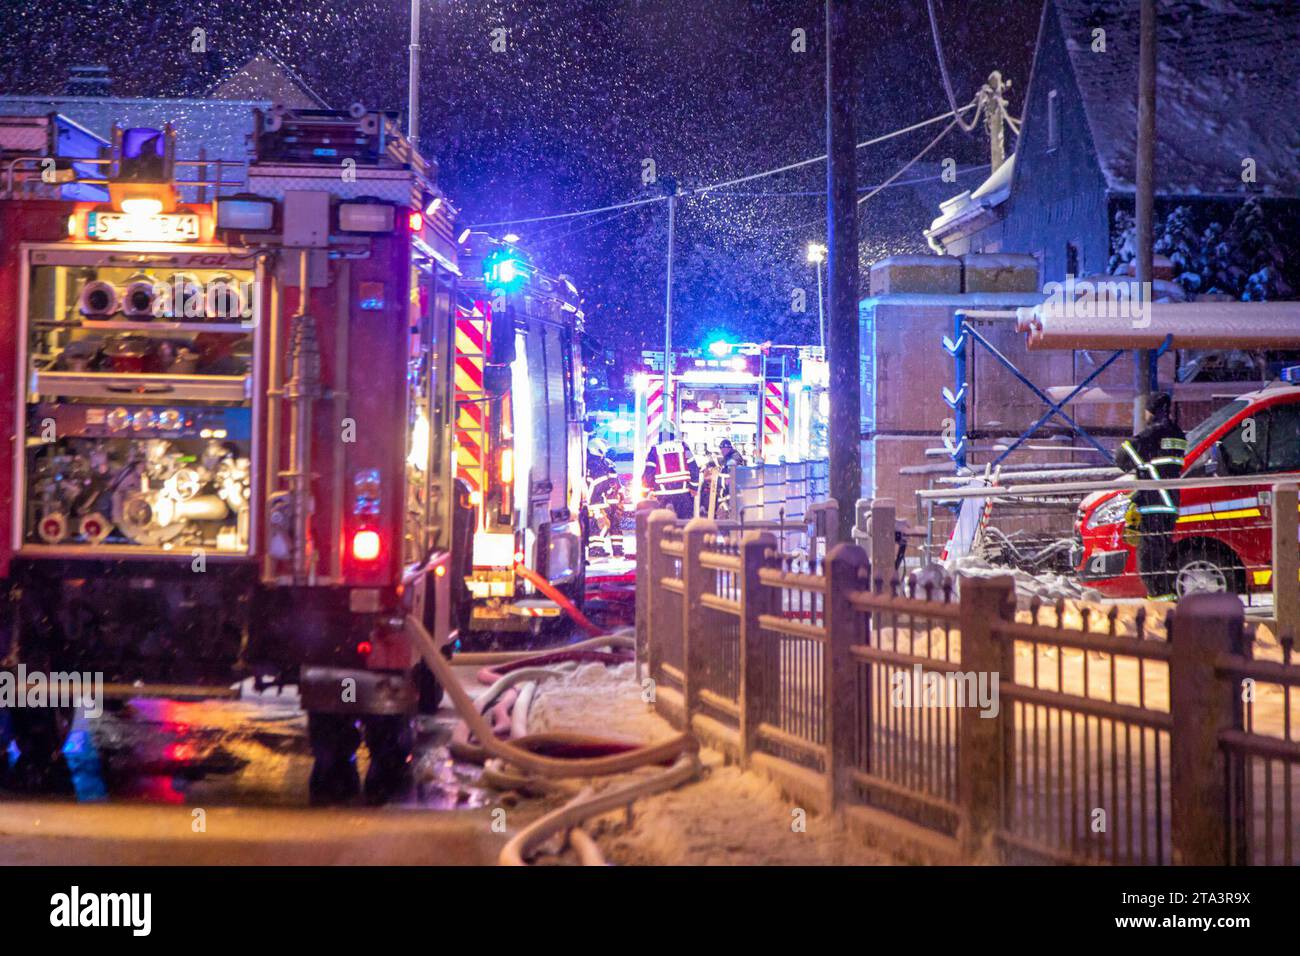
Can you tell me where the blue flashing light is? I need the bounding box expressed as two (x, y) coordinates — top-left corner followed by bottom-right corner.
(707, 337), (733, 357)
(484, 247), (528, 291)
(122, 127), (164, 160)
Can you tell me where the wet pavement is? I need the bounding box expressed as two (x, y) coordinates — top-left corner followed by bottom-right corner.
(0, 674), (511, 864)
(37, 681), (491, 811)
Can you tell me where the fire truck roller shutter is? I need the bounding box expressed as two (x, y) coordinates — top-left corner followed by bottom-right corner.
(544, 322), (569, 517)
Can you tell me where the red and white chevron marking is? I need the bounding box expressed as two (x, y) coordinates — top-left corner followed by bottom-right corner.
(645, 376), (664, 436)
(762, 380), (788, 449)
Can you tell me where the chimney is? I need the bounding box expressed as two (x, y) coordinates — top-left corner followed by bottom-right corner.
(66, 65), (112, 97)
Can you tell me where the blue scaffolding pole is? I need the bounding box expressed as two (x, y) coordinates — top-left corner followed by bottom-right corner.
(944, 310), (1154, 470)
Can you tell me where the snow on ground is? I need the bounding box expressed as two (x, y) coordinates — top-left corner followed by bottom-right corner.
(525, 662), (890, 865)
(591, 751), (890, 866)
(526, 661), (673, 744)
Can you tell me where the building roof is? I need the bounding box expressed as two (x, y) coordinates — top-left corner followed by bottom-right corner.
(1055, 0), (1300, 198)
(207, 53), (331, 110)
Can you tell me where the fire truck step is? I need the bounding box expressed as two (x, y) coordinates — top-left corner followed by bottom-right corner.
(101, 682), (242, 702)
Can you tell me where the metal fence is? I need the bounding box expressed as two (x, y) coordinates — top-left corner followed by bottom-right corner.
(637, 505), (1300, 865)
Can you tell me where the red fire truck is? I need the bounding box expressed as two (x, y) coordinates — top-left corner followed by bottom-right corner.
(0, 108), (581, 801)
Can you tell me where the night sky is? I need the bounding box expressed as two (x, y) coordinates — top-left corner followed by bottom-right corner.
(0, 0), (1039, 352)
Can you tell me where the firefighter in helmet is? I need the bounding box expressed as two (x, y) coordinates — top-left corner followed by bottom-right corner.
(585, 438), (623, 557)
(1116, 391), (1186, 599)
(704, 438), (746, 518)
(717, 438), (745, 471)
(643, 422), (699, 519)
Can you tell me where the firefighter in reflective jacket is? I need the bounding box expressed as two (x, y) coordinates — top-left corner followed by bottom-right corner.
(1115, 392), (1187, 599)
(585, 439), (623, 556)
(643, 424), (699, 519)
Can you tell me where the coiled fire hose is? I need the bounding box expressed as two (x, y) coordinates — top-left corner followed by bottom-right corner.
(406, 616), (701, 865)
(407, 616), (696, 779)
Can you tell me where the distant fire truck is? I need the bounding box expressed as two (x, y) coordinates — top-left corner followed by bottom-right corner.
(0, 107), (582, 799)
(633, 342), (827, 480)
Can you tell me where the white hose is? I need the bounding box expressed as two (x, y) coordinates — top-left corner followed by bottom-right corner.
(407, 616), (697, 778)
(511, 680), (537, 740)
(498, 754), (701, 866)
(567, 826), (606, 866)
(472, 667), (563, 716)
(452, 633), (635, 668)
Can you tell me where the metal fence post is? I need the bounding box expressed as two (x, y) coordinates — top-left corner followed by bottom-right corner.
(1273, 482), (1299, 643)
(957, 573), (1016, 863)
(868, 498), (897, 584)
(824, 542), (869, 811)
(739, 531), (777, 767)
(634, 503), (654, 671)
(1169, 591), (1244, 866)
(645, 509), (676, 695)
(851, 497), (871, 549)
(681, 517), (716, 731)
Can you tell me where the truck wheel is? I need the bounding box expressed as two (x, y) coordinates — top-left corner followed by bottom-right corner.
(361, 714), (414, 806)
(1174, 542), (1245, 598)
(3, 706), (73, 795)
(307, 712), (361, 806)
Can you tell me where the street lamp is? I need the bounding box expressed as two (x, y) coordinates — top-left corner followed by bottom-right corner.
(806, 242), (827, 352)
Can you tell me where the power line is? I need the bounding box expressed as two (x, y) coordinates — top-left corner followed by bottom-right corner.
(688, 103), (975, 197)
(857, 118), (960, 206)
(925, 0), (983, 135)
(699, 163), (992, 198)
(467, 194), (667, 229)
(464, 102), (977, 230)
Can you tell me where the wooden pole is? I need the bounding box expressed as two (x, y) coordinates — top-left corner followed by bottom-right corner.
(825, 0), (861, 540)
(1134, 0), (1157, 429)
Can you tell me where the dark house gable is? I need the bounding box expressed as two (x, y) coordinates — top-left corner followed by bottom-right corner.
(989, 0), (1300, 291)
(1002, 0), (1113, 284)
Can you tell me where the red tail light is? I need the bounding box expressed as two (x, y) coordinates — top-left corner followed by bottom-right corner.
(407, 211), (424, 233)
(352, 529), (382, 561)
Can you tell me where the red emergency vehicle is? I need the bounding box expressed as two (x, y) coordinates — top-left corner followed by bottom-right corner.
(0, 108), (474, 800)
(1075, 382), (1300, 598)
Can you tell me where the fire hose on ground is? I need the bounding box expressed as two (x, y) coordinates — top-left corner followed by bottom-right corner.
(406, 617), (690, 777)
(406, 616), (702, 864)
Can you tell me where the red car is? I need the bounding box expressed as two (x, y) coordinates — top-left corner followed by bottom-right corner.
(1076, 383), (1300, 598)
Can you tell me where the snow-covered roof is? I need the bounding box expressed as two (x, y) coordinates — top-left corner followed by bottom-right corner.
(926, 154), (1016, 239)
(207, 53), (331, 111)
(1056, 0), (1300, 198)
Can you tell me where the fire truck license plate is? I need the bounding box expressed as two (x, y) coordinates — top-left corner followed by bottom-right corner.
(88, 211), (200, 243)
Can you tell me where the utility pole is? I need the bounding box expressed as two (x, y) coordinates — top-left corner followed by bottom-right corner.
(663, 186), (677, 437)
(826, 0), (860, 540)
(408, 0), (422, 153)
(1134, 0), (1156, 430)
